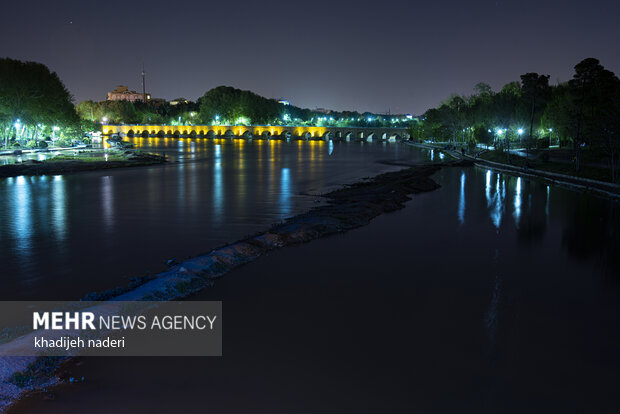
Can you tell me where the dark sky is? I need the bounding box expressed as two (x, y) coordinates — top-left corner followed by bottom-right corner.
(2, 0), (618, 115)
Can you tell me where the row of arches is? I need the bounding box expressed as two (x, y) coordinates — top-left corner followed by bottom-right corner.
(122, 129), (404, 141)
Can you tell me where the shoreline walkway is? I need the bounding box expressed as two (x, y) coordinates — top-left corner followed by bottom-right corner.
(407, 142), (620, 200)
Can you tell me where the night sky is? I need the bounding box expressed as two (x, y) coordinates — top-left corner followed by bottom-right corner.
(2, 0), (618, 115)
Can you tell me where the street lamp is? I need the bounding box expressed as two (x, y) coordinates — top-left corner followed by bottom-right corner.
(102, 117), (108, 124)
(14, 120), (21, 141)
(549, 128), (553, 147)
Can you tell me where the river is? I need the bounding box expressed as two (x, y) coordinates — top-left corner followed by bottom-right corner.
(4, 140), (620, 412)
(0, 139), (413, 301)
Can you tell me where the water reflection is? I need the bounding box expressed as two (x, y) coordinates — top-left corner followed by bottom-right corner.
(101, 176), (115, 231)
(485, 171), (505, 229)
(458, 171), (466, 225)
(280, 168), (291, 217)
(513, 177), (522, 227)
(485, 267), (502, 348)
(2, 141), (619, 302)
(11, 176), (33, 263)
(213, 144), (223, 223)
(51, 175), (67, 241)
(545, 186), (550, 218)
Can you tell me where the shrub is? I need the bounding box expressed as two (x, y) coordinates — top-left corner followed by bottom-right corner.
(38, 140), (48, 148)
(11, 142), (21, 148)
(25, 140), (38, 148)
(536, 139), (549, 149)
(56, 138), (72, 147)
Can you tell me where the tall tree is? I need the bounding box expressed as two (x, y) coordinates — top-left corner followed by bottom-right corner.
(0, 58), (78, 146)
(569, 58), (620, 174)
(520, 72), (551, 159)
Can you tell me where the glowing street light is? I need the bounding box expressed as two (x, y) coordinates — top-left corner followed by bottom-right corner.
(102, 117), (108, 123)
(518, 128), (524, 135)
(549, 128), (553, 147)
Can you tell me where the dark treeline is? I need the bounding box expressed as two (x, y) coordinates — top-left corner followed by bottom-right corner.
(413, 58), (620, 181)
(1, 57), (414, 150)
(0, 58), (80, 148)
(77, 86), (412, 128)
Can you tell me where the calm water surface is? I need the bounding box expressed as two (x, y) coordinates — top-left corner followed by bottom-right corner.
(0, 139), (414, 300)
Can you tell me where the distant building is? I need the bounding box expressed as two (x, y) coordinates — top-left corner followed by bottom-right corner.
(278, 99), (290, 106)
(149, 98), (167, 107)
(314, 107), (332, 114)
(169, 97), (190, 106)
(107, 86), (151, 102)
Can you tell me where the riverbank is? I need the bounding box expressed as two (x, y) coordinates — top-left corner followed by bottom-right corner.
(0, 159), (469, 412)
(0, 150), (166, 178)
(408, 142), (620, 199)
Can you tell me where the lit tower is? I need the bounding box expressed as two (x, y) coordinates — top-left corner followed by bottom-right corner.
(141, 64), (147, 103)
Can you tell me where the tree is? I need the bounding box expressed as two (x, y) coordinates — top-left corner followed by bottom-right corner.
(493, 82), (520, 161)
(474, 124), (494, 149)
(569, 58), (620, 176)
(0, 58), (79, 146)
(520, 72), (551, 159)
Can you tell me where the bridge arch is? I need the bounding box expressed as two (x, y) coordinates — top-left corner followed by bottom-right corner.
(261, 131), (271, 139)
(242, 130), (253, 139)
(156, 130), (165, 138)
(172, 131), (180, 138)
(188, 130), (197, 138)
(126, 129), (135, 138)
(224, 129), (235, 138)
(206, 130), (215, 138)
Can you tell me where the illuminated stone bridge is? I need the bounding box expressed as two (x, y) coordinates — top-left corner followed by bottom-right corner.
(102, 125), (410, 141)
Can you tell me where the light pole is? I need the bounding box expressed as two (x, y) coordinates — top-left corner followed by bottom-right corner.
(14, 120), (21, 143)
(549, 128), (553, 148)
(518, 128), (526, 160)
